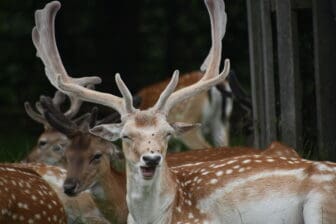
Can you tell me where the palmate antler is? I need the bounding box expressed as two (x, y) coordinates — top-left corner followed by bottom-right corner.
(152, 0), (229, 115)
(32, 1), (105, 113)
(33, 0), (229, 119)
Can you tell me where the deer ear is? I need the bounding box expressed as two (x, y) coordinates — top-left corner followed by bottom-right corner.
(89, 124), (122, 141)
(171, 122), (201, 134)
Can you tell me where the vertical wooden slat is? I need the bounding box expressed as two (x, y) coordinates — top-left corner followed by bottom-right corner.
(247, 0), (277, 148)
(313, 0), (336, 161)
(260, 0), (277, 144)
(275, 0), (302, 149)
(247, 0), (266, 148)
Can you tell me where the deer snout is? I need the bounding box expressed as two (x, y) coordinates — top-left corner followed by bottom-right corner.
(141, 154), (162, 167)
(63, 178), (79, 196)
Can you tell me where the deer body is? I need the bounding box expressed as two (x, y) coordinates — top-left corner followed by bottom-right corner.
(126, 155), (336, 224)
(15, 163), (110, 224)
(0, 164), (67, 223)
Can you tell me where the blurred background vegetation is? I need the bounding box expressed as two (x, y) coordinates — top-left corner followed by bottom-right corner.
(0, 0), (318, 162)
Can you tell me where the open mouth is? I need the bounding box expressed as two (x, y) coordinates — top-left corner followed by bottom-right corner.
(140, 166), (157, 179)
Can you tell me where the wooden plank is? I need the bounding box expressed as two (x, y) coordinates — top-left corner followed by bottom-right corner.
(260, 0), (277, 144)
(313, 0), (336, 161)
(247, 0), (267, 148)
(271, 0), (312, 11)
(275, 0), (303, 149)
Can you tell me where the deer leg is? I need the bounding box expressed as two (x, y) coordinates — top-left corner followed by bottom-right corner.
(303, 191), (336, 224)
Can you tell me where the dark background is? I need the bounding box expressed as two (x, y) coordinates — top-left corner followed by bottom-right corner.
(0, 0), (316, 161)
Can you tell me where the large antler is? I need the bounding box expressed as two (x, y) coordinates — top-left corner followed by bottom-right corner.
(152, 0), (230, 115)
(32, 1), (134, 115)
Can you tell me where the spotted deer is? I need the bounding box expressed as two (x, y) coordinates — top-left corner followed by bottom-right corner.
(14, 163), (110, 224)
(39, 96), (301, 223)
(38, 95), (259, 223)
(0, 164), (67, 223)
(32, 0), (336, 223)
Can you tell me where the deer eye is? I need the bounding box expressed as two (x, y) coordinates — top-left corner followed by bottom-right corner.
(90, 153), (103, 163)
(38, 140), (48, 148)
(166, 132), (173, 139)
(121, 135), (132, 141)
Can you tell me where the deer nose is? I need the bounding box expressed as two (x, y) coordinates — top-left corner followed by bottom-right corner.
(142, 155), (162, 166)
(63, 178), (78, 196)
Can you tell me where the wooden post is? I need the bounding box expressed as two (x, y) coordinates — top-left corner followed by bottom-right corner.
(275, 0), (302, 150)
(260, 0), (277, 144)
(247, 0), (277, 148)
(247, 0), (266, 148)
(313, 0), (336, 161)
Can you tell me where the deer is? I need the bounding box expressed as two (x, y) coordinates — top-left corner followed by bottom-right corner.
(28, 2), (232, 222)
(0, 163), (67, 223)
(23, 101), (110, 223)
(39, 95), (301, 224)
(38, 94), (259, 223)
(31, 0), (336, 223)
(14, 162), (110, 224)
(23, 91), (70, 166)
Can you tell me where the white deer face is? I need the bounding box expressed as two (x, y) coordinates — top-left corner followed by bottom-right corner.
(91, 110), (197, 180)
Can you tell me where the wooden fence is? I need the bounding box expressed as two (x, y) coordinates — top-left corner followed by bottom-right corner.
(246, 0), (336, 160)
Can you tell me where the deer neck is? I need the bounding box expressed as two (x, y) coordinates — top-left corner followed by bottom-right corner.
(91, 164), (127, 223)
(126, 161), (177, 224)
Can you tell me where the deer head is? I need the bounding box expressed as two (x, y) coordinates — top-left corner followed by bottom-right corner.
(24, 88), (92, 166)
(38, 96), (120, 197)
(31, 0), (229, 183)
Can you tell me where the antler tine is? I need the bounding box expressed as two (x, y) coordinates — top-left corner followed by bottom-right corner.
(152, 70), (179, 111)
(33, 1), (129, 116)
(32, 1), (101, 89)
(155, 0), (230, 115)
(39, 95), (78, 136)
(62, 84), (95, 119)
(200, 0), (227, 72)
(200, 0), (226, 80)
(24, 102), (48, 126)
(52, 91), (66, 110)
(115, 74), (136, 113)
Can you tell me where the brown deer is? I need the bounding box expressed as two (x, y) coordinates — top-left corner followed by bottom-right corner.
(23, 96), (109, 223)
(23, 91), (70, 165)
(0, 164), (67, 223)
(32, 0), (336, 223)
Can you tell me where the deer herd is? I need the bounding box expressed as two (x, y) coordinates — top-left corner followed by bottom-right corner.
(1, 0), (335, 223)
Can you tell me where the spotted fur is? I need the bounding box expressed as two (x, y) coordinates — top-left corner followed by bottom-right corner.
(0, 164), (67, 224)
